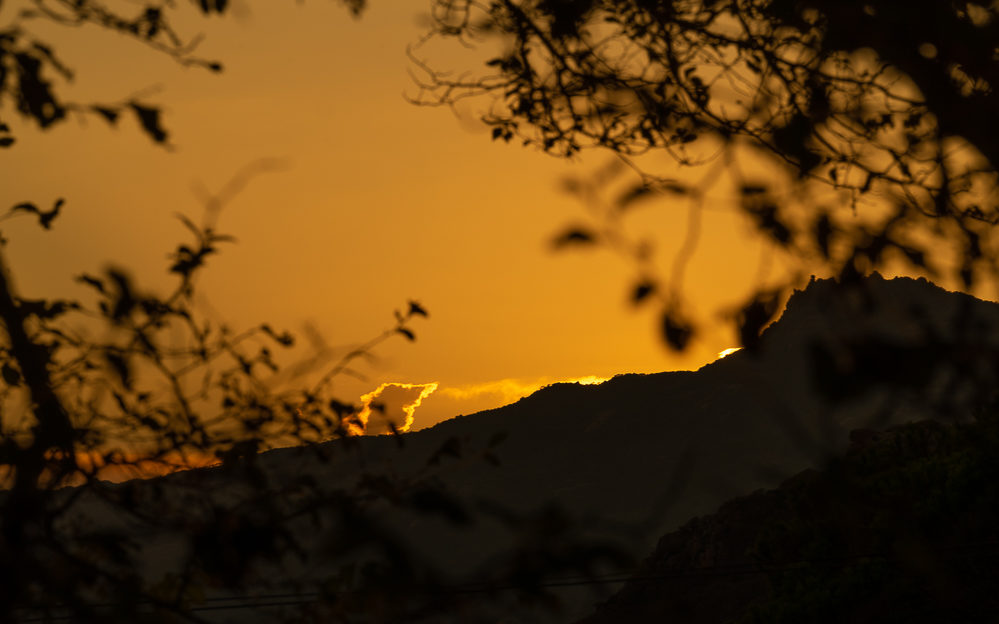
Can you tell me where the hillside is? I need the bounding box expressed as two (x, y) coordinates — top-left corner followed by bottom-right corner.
(578, 416), (999, 623)
(45, 273), (999, 622)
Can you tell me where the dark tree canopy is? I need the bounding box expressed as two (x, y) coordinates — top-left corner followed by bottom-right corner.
(411, 0), (999, 348)
(0, 3), (458, 622)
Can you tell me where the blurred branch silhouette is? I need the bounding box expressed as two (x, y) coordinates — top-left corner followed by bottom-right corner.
(410, 0), (999, 350)
(0, 160), (442, 619)
(0, 3), (628, 621)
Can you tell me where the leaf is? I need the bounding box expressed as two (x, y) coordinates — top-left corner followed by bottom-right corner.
(14, 52), (66, 128)
(740, 184), (768, 195)
(737, 289), (783, 350)
(260, 323), (294, 347)
(552, 226), (597, 248)
(408, 300), (429, 318)
(174, 214), (203, 241)
(396, 327), (416, 341)
(11, 202), (39, 218)
(0, 137), (14, 148)
(10, 199), (62, 229)
(130, 103), (168, 144)
(616, 182), (653, 209)
(328, 399), (358, 418)
(92, 106), (119, 124)
(18, 298), (77, 320)
(40, 198), (63, 229)
(1, 363), (22, 387)
(748, 202), (792, 246)
(76, 273), (106, 294)
(898, 245), (926, 269)
(960, 262), (973, 289)
(631, 280), (656, 306)
(660, 181), (690, 196)
(814, 213), (833, 259)
(198, 0), (229, 13)
(107, 269), (136, 322)
(661, 310), (694, 351)
(105, 351), (132, 390)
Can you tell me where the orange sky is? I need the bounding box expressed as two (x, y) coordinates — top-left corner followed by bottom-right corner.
(2, 1), (800, 431)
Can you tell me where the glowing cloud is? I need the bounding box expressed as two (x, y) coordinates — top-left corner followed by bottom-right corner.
(438, 375), (610, 404)
(353, 381), (439, 435)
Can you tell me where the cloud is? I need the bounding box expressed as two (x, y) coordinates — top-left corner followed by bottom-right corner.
(354, 375), (611, 433)
(354, 381), (439, 435)
(438, 375), (609, 403)
(411, 375), (611, 428)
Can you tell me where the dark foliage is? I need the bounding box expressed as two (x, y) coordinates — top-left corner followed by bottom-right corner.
(580, 416), (999, 623)
(411, 0), (999, 351)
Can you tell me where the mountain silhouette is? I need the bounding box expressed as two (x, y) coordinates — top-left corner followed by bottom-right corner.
(47, 273), (999, 622)
(577, 416), (999, 623)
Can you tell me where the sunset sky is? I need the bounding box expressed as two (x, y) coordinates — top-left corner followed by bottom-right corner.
(3, 1), (799, 431)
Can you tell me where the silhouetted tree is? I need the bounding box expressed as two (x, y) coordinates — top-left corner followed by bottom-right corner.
(0, 2), (452, 621)
(403, 5), (999, 620)
(1, 3), (629, 622)
(409, 0), (999, 350)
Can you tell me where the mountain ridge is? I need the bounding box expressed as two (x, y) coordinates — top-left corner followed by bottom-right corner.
(52, 272), (999, 622)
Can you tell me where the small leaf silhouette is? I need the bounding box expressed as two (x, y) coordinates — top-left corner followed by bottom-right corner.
(737, 289), (783, 350)
(898, 245), (926, 269)
(260, 323), (294, 347)
(408, 300), (429, 317)
(616, 182), (653, 209)
(396, 327), (416, 341)
(552, 226), (597, 248)
(814, 213), (833, 259)
(11, 202), (40, 218)
(661, 310), (694, 351)
(198, 0), (229, 14)
(76, 273), (106, 294)
(130, 103), (168, 144)
(631, 280), (656, 306)
(1, 363), (22, 387)
(328, 399), (358, 418)
(105, 351), (132, 389)
(11, 198), (63, 229)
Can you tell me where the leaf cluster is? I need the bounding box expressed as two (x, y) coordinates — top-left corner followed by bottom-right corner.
(413, 0), (999, 351)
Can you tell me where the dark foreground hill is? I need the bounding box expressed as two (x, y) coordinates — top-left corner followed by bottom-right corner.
(578, 417), (999, 624)
(47, 273), (999, 622)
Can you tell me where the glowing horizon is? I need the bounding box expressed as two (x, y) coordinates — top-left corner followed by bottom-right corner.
(437, 374), (610, 402)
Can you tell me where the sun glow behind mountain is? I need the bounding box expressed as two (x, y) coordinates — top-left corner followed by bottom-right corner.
(352, 375), (614, 434)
